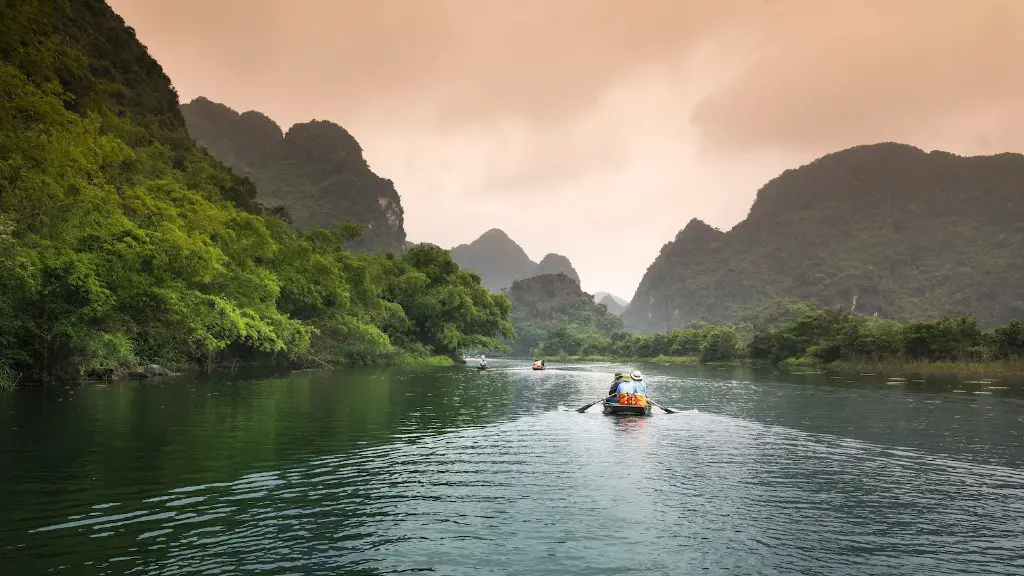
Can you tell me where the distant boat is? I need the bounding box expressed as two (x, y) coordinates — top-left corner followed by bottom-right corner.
(531, 360), (545, 370)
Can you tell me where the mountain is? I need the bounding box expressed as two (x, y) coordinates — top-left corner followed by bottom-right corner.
(506, 274), (622, 355)
(594, 292), (629, 309)
(449, 229), (537, 292)
(598, 294), (628, 315)
(535, 253), (580, 283)
(180, 97), (406, 253)
(449, 229), (579, 292)
(624, 143), (1024, 332)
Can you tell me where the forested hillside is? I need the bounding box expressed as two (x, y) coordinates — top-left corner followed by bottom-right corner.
(505, 274), (621, 356)
(625, 143), (1024, 333)
(0, 0), (511, 385)
(180, 97), (406, 253)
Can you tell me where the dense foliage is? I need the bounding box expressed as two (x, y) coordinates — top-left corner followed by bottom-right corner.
(625, 144), (1024, 332)
(504, 273), (622, 356)
(180, 97), (407, 253)
(449, 228), (579, 292)
(0, 0), (511, 385)
(538, 300), (1024, 366)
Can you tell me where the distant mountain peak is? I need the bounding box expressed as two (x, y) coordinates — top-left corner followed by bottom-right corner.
(180, 97), (406, 252)
(597, 293), (628, 315)
(675, 218), (724, 241)
(536, 253), (580, 284)
(478, 228), (514, 241)
(449, 231), (580, 292)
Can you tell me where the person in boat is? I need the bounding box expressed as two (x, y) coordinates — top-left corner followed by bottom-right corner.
(540, 359), (545, 368)
(607, 372), (626, 396)
(613, 371), (648, 407)
(478, 355), (487, 368)
(630, 370), (646, 396)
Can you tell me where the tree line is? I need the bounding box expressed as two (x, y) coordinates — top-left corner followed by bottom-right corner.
(0, 45), (511, 387)
(532, 307), (1024, 366)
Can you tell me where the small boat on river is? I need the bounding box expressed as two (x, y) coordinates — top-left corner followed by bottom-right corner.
(602, 392), (652, 416)
(531, 360), (545, 370)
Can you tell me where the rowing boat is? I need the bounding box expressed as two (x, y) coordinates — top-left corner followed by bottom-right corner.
(602, 392), (652, 415)
(602, 401), (652, 415)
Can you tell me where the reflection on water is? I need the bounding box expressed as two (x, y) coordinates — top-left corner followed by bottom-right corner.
(2, 360), (1024, 574)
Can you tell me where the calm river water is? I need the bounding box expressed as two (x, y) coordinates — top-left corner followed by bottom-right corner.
(2, 360), (1023, 575)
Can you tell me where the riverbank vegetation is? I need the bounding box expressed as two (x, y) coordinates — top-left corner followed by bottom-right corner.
(503, 273), (622, 356)
(531, 305), (1024, 373)
(0, 1), (512, 385)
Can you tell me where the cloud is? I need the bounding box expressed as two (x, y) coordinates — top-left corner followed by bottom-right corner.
(689, 0), (1024, 154)
(115, 0), (1024, 153)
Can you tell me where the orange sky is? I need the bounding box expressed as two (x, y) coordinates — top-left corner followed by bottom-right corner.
(108, 0), (1024, 300)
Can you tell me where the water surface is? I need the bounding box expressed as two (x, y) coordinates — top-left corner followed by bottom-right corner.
(2, 360), (1023, 574)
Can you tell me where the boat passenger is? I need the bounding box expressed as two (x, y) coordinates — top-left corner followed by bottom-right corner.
(614, 374), (638, 395)
(607, 372), (626, 396)
(540, 360), (545, 368)
(479, 355), (487, 368)
(615, 373), (648, 407)
(630, 370), (646, 396)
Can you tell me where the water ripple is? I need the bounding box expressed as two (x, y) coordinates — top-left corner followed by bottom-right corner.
(4, 363), (1024, 574)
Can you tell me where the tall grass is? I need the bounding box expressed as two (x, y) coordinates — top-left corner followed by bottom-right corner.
(824, 356), (1024, 375)
(386, 355), (454, 367)
(0, 364), (22, 391)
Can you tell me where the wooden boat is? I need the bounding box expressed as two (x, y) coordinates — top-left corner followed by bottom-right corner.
(602, 393), (652, 416)
(477, 365), (488, 370)
(602, 401), (652, 415)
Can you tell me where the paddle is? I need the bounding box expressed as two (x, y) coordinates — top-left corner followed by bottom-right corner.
(648, 399), (677, 414)
(576, 397), (610, 413)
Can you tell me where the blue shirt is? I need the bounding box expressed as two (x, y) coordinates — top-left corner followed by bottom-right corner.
(618, 381), (647, 395)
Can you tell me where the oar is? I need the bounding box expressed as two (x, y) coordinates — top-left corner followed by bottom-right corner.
(576, 397), (609, 413)
(648, 399), (677, 414)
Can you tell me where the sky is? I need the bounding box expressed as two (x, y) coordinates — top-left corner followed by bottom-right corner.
(108, 0), (1024, 300)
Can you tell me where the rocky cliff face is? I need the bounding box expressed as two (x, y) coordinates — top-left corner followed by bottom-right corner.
(624, 143), (1024, 332)
(180, 97), (406, 253)
(449, 229), (580, 292)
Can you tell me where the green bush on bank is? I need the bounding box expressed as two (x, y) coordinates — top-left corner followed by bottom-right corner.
(532, 304), (1024, 368)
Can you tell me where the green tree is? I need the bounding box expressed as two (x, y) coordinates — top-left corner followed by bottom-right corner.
(699, 326), (741, 363)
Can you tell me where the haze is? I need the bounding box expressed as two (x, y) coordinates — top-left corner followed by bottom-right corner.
(108, 0), (1024, 300)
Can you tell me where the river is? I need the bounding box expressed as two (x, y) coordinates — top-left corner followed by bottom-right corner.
(1, 360), (1023, 575)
